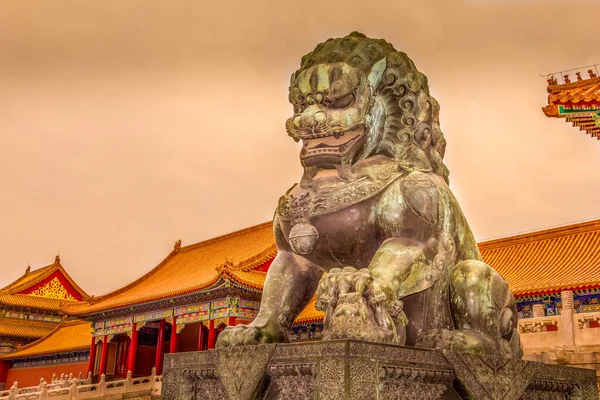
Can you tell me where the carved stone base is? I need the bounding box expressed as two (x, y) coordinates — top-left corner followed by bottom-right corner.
(161, 340), (598, 400)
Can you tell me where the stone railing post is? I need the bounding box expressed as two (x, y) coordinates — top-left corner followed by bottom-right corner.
(532, 304), (545, 318)
(37, 378), (44, 391)
(7, 384), (16, 400)
(150, 367), (157, 393)
(98, 374), (106, 397)
(40, 382), (48, 400)
(125, 371), (132, 392)
(70, 380), (78, 399)
(85, 372), (92, 385)
(560, 290), (576, 346)
(51, 373), (56, 383)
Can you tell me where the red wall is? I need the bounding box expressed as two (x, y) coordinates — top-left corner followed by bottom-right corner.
(6, 362), (88, 388)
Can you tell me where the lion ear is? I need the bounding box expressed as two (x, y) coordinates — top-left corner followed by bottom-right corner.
(368, 57), (387, 89)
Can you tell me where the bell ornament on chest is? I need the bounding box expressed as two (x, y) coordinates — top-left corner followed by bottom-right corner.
(288, 221), (319, 255)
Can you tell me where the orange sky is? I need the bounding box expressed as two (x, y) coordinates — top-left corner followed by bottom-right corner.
(1, 0), (599, 294)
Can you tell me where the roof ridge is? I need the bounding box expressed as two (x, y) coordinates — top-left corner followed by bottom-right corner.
(5, 260), (90, 300)
(78, 250), (179, 305)
(51, 263), (90, 300)
(238, 245), (277, 271)
(479, 218), (600, 250)
(179, 221), (273, 253)
(548, 76), (600, 93)
(0, 263), (55, 292)
(69, 222), (273, 307)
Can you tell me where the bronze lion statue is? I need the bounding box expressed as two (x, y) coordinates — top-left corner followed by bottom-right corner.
(218, 32), (522, 358)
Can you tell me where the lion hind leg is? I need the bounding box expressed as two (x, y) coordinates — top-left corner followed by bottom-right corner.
(448, 260), (522, 357)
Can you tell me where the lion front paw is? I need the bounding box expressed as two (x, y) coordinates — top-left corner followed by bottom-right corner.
(315, 266), (407, 344)
(216, 323), (287, 348)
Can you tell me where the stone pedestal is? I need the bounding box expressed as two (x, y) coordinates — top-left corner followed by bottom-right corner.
(161, 340), (598, 400)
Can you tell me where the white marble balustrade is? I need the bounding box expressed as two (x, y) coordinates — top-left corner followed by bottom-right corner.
(0, 369), (161, 400)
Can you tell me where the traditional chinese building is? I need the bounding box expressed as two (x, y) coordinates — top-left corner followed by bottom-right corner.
(479, 219), (600, 320)
(0, 256), (88, 388)
(1, 219), (600, 389)
(543, 64), (600, 140)
(60, 223), (275, 381)
(0, 320), (92, 387)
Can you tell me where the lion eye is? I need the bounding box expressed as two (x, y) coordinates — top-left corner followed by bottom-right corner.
(331, 93), (355, 109)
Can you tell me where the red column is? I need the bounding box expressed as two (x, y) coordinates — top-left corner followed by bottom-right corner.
(127, 324), (138, 375)
(154, 319), (166, 375)
(87, 337), (97, 375)
(0, 360), (12, 386)
(207, 320), (216, 349)
(228, 316), (236, 326)
(169, 317), (178, 354)
(197, 323), (204, 351)
(98, 335), (109, 376)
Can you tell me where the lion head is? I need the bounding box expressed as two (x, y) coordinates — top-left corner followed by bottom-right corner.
(286, 32), (449, 183)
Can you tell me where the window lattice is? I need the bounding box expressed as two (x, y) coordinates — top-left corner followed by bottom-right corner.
(29, 277), (76, 300)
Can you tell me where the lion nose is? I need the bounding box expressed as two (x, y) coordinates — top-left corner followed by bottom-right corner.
(300, 106), (326, 129)
(314, 112), (326, 125)
(300, 112), (317, 128)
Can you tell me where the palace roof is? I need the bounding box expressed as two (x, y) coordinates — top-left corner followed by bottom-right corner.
(0, 256), (89, 314)
(294, 219), (600, 323)
(542, 67), (600, 140)
(295, 297), (322, 326)
(0, 317), (57, 341)
(0, 320), (91, 360)
(479, 219), (600, 296)
(62, 218), (600, 320)
(65, 222), (276, 316)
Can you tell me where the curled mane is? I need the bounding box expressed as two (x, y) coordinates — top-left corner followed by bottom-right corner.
(292, 32), (449, 183)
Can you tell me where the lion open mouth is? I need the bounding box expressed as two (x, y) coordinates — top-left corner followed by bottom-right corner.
(300, 125), (366, 159)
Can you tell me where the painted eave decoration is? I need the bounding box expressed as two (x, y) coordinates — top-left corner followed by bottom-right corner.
(543, 64), (600, 140)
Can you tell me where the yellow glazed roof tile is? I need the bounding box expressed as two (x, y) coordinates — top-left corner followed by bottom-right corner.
(0, 294), (73, 312)
(480, 219), (600, 296)
(295, 220), (600, 324)
(1, 320), (92, 359)
(65, 222), (276, 315)
(65, 218), (600, 318)
(548, 82), (600, 104)
(227, 270), (267, 290)
(0, 318), (57, 340)
(294, 297), (324, 325)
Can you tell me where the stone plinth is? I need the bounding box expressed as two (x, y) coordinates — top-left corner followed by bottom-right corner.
(161, 340), (598, 400)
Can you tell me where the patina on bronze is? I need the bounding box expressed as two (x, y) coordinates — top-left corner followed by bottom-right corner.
(217, 32), (522, 358)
